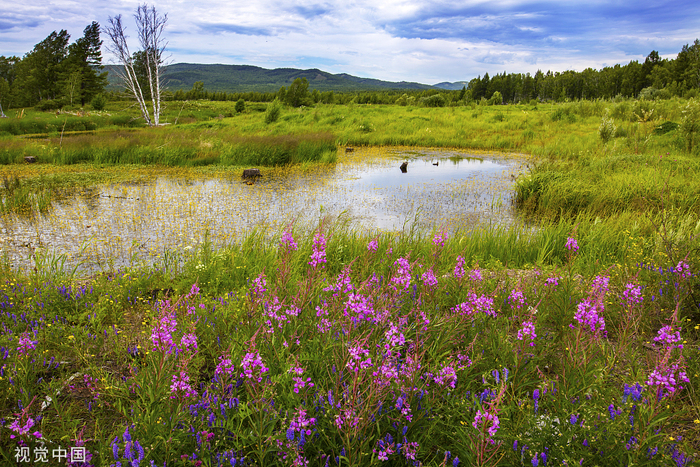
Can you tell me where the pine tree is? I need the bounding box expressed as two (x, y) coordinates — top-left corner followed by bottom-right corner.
(66, 22), (108, 106)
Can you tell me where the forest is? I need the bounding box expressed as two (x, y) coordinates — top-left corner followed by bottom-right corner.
(1, 23), (699, 111)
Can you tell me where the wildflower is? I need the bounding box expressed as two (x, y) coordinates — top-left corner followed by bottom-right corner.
(469, 268), (483, 282)
(517, 321), (537, 347)
(17, 333), (36, 357)
(675, 261), (691, 279)
(545, 276), (559, 287)
(151, 311), (177, 354)
(622, 283), (643, 307)
(280, 231), (298, 251)
(653, 326), (683, 349)
(170, 371), (197, 399)
(647, 363), (690, 396)
(346, 344), (373, 372)
(324, 267), (354, 295)
(421, 268), (438, 288)
(390, 257), (412, 292)
(240, 351), (269, 383)
(473, 409), (500, 442)
(384, 323), (405, 349)
(622, 383), (643, 403)
(214, 356), (235, 379)
(433, 365), (457, 389)
(565, 237), (578, 253)
(508, 289), (526, 309)
(251, 274), (267, 299)
(533, 389), (540, 414)
(367, 239), (379, 252)
(433, 230), (448, 247)
(180, 333), (198, 352)
(308, 231), (327, 268)
(8, 415), (42, 439)
(454, 256), (466, 279)
(573, 298), (606, 337)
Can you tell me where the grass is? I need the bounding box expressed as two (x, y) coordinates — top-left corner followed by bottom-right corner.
(0, 95), (699, 465)
(0, 217), (698, 466)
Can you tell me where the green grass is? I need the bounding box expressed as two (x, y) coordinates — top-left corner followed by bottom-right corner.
(0, 218), (698, 466)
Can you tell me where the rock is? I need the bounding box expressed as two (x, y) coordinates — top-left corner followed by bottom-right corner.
(242, 168), (262, 179)
(400, 161), (408, 173)
(24, 156), (36, 163)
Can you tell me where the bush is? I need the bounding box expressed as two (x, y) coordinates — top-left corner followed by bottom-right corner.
(35, 99), (62, 111)
(680, 99), (700, 153)
(489, 91), (503, 105)
(235, 99), (245, 113)
(420, 94), (446, 107)
(264, 99), (282, 124)
(91, 94), (107, 111)
(598, 112), (617, 143)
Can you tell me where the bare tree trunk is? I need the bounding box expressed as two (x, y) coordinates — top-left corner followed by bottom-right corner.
(104, 14), (152, 125)
(135, 4), (167, 126)
(104, 5), (167, 126)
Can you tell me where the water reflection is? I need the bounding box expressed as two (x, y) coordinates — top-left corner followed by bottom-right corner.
(0, 147), (525, 272)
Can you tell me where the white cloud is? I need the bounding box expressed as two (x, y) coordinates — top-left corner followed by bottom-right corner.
(1, 0), (699, 84)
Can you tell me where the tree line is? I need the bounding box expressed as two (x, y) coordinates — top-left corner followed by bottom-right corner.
(0, 22), (108, 111)
(2, 26), (699, 113)
(166, 40), (700, 107)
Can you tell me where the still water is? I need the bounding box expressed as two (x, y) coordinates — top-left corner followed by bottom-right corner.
(0, 147), (526, 272)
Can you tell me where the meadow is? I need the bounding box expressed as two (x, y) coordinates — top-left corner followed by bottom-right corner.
(0, 96), (699, 466)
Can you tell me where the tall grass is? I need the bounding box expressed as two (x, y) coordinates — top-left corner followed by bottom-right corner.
(0, 218), (698, 466)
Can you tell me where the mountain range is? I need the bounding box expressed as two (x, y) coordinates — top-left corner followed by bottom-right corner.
(105, 63), (469, 93)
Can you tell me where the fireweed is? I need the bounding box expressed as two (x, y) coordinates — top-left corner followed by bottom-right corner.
(0, 232), (697, 466)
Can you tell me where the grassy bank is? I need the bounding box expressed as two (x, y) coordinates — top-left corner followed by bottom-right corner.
(2, 97), (699, 222)
(0, 219), (698, 466)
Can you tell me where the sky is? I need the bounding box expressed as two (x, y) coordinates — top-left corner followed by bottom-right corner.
(2, 1), (700, 85)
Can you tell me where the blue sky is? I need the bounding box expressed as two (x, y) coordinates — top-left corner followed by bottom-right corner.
(2, 1), (699, 85)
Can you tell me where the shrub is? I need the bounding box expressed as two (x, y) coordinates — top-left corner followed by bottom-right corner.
(598, 112), (617, 143)
(35, 99), (62, 111)
(489, 91), (503, 105)
(680, 99), (700, 153)
(91, 94), (107, 111)
(235, 99), (245, 113)
(264, 98), (282, 124)
(421, 94), (446, 107)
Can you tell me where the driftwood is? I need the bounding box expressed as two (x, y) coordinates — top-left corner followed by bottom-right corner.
(242, 168), (262, 179)
(400, 161), (408, 173)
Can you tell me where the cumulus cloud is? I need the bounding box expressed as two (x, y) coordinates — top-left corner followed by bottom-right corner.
(1, 0), (699, 84)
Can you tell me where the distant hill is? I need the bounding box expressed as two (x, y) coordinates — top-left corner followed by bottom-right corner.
(105, 63), (464, 93)
(433, 81), (469, 91)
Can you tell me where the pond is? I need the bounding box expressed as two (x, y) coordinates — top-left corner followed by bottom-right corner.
(0, 147), (527, 272)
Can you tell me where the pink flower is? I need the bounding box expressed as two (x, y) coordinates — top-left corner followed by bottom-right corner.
(473, 409), (500, 442)
(565, 237), (579, 253)
(367, 239), (379, 252)
(308, 232), (327, 268)
(454, 256), (466, 279)
(280, 231), (298, 251)
(433, 230), (448, 247)
(17, 333), (36, 356)
(240, 351), (269, 383)
(170, 371), (197, 399)
(421, 268), (438, 288)
(180, 333), (198, 352)
(517, 321), (537, 346)
(151, 312), (177, 354)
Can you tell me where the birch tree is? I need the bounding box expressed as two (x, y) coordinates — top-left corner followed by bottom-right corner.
(104, 4), (167, 126)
